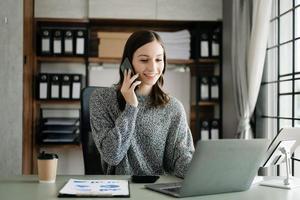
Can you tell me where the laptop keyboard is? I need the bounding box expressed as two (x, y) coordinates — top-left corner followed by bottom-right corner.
(161, 182), (182, 193)
(163, 186), (181, 193)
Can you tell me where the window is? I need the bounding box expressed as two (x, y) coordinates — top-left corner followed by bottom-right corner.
(258, 0), (300, 176)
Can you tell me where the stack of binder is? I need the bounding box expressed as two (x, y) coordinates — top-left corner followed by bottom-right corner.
(157, 30), (191, 60)
(38, 73), (82, 100)
(199, 76), (220, 101)
(200, 119), (220, 140)
(191, 26), (221, 59)
(37, 26), (87, 56)
(39, 117), (80, 144)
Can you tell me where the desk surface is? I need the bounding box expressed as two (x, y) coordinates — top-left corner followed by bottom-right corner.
(0, 175), (300, 200)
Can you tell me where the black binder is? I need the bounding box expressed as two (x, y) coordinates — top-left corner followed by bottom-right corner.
(38, 73), (49, 99)
(71, 74), (82, 99)
(200, 120), (210, 140)
(75, 29), (86, 55)
(50, 74), (61, 99)
(53, 30), (63, 55)
(210, 76), (219, 100)
(61, 74), (72, 99)
(199, 32), (210, 58)
(63, 30), (74, 55)
(39, 28), (52, 56)
(211, 27), (220, 57)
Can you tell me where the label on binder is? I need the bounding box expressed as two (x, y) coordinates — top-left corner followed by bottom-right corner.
(53, 39), (62, 54)
(76, 38), (84, 55)
(51, 85), (59, 98)
(212, 41), (219, 57)
(201, 130), (209, 140)
(211, 128), (219, 139)
(42, 38), (50, 53)
(39, 82), (48, 99)
(72, 83), (81, 99)
(62, 85), (70, 99)
(201, 85), (209, 100)
(200, 41), (209, 57)
(65, 39), (73, 53)
(211, 85), (219, 99)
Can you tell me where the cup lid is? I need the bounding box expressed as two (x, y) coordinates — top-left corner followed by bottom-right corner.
(38, 151), (58, 160)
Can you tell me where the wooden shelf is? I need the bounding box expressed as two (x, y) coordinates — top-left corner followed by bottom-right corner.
(37, 56), (86, 63)
(37, 57), (218, 65)
(196, 58), (220, 64)
(197, 101), (219, 106)
(168, 59), (194, 65)
(39, 143), (82, 149)
(88, 57), (121, 64)
(37, 100), (80, 105)
(89, 57), (196, 65)
(35, 18), (89, 24)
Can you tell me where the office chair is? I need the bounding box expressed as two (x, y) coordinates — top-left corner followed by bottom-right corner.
(80, 86), (104, 174)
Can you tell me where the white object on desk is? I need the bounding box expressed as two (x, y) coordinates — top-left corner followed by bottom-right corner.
(260, 140), (300, 189)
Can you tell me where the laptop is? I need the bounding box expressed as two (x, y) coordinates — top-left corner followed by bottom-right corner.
(145, 139), (269, 198)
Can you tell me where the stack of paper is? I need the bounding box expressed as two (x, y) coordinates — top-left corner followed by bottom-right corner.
(40, 117), (80, 143)
(157, 30), (191, 60)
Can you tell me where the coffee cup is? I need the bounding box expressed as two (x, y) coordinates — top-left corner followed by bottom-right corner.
(37, 151), (58, 183)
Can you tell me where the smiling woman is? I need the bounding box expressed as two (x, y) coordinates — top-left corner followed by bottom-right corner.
(116, 30), (170, 109)
(132, 41), (164, 95)
(89, 30), (195, 178)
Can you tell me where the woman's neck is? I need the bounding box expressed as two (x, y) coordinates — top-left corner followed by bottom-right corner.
(136, 84), (152, 96)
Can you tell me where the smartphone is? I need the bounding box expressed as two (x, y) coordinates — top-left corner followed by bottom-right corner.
(131, 175), (160, 183)
(120, 57), (134, 74)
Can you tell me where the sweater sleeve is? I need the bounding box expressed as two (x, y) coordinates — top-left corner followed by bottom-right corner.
(89, 88), (139, 166)
(164, 100), (195, 178)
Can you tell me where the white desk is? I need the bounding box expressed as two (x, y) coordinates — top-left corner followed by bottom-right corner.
(0, 175), (300, 200)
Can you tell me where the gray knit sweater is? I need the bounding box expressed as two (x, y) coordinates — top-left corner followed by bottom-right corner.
(90, 87), (194, 178)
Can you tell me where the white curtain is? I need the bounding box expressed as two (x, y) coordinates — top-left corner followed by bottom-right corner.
(231, 0), (272, 139)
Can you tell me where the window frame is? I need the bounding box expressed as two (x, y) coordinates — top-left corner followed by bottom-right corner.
(260, 0), (300, 175)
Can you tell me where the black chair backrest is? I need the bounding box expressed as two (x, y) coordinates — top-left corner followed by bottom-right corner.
(80, 86), (104, 174)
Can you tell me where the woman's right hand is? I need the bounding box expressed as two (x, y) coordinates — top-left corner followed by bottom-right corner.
(120, 69), (141, 107)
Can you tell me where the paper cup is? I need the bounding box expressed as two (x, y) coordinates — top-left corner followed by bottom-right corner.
(37, 152), (58, 183)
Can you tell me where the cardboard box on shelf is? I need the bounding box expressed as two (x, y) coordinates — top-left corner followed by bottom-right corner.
(97, 32), (132, 58)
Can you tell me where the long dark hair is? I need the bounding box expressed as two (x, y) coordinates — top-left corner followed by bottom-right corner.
(116, 30), (170, 110)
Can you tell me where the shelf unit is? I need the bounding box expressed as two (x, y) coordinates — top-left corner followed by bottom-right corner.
(26, 18), (222, 173)
(30, 18), (89, 173)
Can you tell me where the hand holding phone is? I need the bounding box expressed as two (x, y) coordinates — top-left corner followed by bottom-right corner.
(120, 58), (141, 107)
(120, 57), (134, 74)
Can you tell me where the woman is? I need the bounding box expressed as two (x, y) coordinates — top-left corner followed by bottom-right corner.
(90, 30), (194, 178)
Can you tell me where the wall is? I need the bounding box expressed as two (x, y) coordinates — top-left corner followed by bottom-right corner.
(222, 0), (238, 138)
(0, 0), (23, 176)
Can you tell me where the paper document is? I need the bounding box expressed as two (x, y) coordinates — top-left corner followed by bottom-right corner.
(58, 179), (130, 197)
